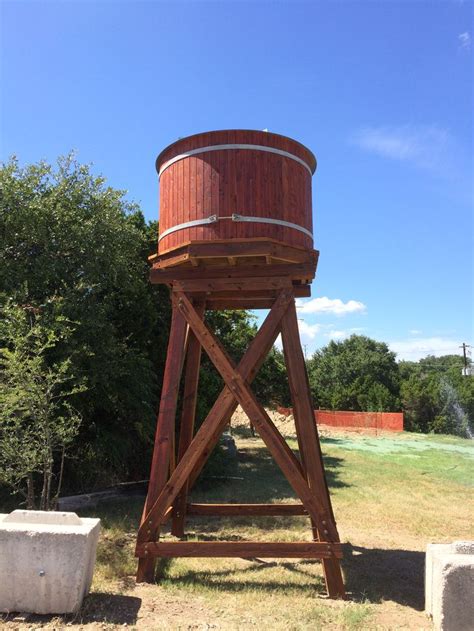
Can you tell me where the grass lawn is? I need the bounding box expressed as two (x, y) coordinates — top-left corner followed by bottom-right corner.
(2, 423), (473, 630)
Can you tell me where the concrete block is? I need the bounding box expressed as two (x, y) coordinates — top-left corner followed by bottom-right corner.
(425, 541), (474, 631)
(0, 510), (100, 614)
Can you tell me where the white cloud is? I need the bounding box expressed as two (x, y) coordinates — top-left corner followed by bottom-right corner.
(409, 329), (422, 335)
(326, 330), (349, 341)
(458, 32), (471, 50)
(296, 296), (367, 316)
(297, 320), (322, 339)
(351, 124), (454, 173)
(389, 337), (462, 361)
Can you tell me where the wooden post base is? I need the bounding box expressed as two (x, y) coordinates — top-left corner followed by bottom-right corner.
(136, 275), (345, 598)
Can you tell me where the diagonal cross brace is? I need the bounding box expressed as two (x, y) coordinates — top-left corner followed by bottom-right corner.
(137, 288), (295, 544)
(172, 290), (337, 539)
(184, 292), (299, 490)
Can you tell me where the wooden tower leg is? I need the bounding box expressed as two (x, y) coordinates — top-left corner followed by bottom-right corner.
(171, 300), (205, 538)
(281, 299), (346, 599)
(136, 304), (188, 583)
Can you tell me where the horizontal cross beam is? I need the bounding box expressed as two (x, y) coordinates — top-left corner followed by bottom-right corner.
(136, 541), (343, 559)
(172, 277), (293, 294)
(186, 503), (308, 516)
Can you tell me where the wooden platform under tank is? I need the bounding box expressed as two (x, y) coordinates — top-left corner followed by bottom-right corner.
(150, 237), (317, 269)
(149, 239), (318, 309)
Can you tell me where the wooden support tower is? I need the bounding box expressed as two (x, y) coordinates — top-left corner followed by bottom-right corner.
(135, 130), (345, 598)
(135, 245), (345, 598)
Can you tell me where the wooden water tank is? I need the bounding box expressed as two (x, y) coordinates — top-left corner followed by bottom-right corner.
(154, 130), (317, 265)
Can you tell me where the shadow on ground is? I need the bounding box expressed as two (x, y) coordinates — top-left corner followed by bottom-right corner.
(159, 559), (326, 594)
(79, 592), (142, 624)
(195, 443), (349, 506)
(1, 594), (142, 627)
(156, 545), (424, 609)
(342, 544), (425, 610)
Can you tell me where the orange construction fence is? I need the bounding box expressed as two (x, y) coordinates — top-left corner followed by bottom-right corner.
(277, 407), (404, 433)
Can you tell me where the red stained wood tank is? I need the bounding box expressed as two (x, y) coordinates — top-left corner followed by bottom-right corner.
(156, 130), (317, 254)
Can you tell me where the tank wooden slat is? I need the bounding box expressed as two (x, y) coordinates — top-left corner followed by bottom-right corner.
(164, 167), (170, 249)
(210, 150), (219, 241)
(170, 159), (175, 250)
(182, 158), (188, 245)
(172, 162), (177, 251)
(190, 155), (197, 245)
(203, 153), (211, 243)
(181, 154), (186, 247)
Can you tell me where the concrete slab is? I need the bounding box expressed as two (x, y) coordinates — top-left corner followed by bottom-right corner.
(426, 541), (474, 631)
(0, 510), (100, 614)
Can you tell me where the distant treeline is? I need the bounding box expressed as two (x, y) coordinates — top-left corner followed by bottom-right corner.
(306, 337), (473, 436)
(1, 156), (472, 507)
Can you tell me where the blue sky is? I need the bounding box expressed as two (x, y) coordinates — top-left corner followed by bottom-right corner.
(1, 0), (472, 361)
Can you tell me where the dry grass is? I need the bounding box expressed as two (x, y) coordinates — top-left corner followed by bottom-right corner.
(2, 422), (472, 630)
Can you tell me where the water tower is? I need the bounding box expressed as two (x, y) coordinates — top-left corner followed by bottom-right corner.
(135, 130), (345, 598)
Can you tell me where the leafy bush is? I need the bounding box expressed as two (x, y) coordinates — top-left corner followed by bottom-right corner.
(307, 335), (400, 412)
(0, 302), (84, 508)
(400, 356), (473, 436)
(0, 155), (170, 494)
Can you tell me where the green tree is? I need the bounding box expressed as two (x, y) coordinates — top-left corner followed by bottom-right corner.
(0, 303), (84, 508)
(0, 155), (170, 490)
(307, 335), (400, 412)
(399, 355), (473, 435)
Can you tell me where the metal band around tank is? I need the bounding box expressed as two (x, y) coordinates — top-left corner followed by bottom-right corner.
(231, 213), (313, 240)
(158, 215), (218, 241)
(158, 213), (313, 242)
(158, 144), (313, 176)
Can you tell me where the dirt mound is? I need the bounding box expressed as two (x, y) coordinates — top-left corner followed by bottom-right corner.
(230, 406), (388, 440)
(230, 405), (297, 437)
